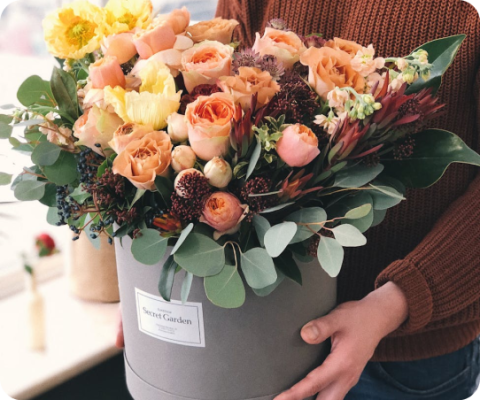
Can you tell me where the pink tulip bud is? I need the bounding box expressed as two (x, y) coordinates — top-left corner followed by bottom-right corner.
(89, 56), (126, 89)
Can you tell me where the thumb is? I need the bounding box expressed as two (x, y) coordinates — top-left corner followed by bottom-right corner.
(301, 313), (337, 345)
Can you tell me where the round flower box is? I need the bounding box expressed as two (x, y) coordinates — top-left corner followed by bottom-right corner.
(116, 235), (336, 400)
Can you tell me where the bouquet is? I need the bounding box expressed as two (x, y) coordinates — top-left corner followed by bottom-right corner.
(1, 0), (478, 310)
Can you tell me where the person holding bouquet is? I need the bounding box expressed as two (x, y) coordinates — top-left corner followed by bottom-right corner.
(212, 0), (480, 399)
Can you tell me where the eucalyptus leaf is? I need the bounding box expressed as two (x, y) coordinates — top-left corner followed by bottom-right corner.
(264, 222), (297, 257)
(407, 35), (466, 94)
(371, 209), (388, 227)
(130, 189), (146, 209)
(70, 186), (91, 204)
(181, 272), (194, 304)
(344, 204), (372, 219)
(331, 224), (367, 247)
(317, 236), (344, 278)
(204, 264), (245, 308)
(15, 119), (45, 127)
(286, 207), (327, 244)
(44, 151), (78, 185)
(246, 137), (262, 179)
(171, 223), (194, 254)
(174, 233), (225, 277)
(260, 202), (295, 214)
(154, 176), (173, 208)
(253, 270), (285, 297)
(383, 129), (480, 188)
(240, 248), (277, 289)
(252, 215), (270, 247)
(14, 180), (46, 201)
(0, 121), (12, 139)
(39, 183), (57, 207)
(334, 163), (384, 188)
(0, 172), (12, 186)
(17, 75), (55, 107)
(31, 141), (61, 166)
(47, 206), (62, 226)
(158, 255), (177, 301)
(369, 184), (405, 210)
(131, 229), (169, 265)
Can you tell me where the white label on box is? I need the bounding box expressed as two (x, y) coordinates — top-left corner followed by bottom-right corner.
(135, 288), (205, 347)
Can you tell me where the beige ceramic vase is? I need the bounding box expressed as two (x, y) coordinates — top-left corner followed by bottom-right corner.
(70, 233), (120, 302)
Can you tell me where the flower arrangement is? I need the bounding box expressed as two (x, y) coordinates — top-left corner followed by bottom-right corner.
(1, 1), (478, 308)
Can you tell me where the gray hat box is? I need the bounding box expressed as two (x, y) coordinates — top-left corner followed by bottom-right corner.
(116, 235), (337, 400)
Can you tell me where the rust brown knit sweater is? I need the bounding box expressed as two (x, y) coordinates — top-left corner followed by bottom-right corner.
(216, 0), (480, 362)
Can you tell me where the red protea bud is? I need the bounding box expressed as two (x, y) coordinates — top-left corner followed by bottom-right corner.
(35, 233), (56, 257)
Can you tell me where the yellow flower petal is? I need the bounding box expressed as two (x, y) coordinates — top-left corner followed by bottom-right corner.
(139, 61), (177, 96)
(105, 0), (153, 34)
(43, 0), (108, 60)
(104, 86), (129, 122)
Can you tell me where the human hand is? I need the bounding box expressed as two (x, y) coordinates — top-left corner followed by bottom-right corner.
(274, 282), (409, 400)
(115, 305), (125, 349)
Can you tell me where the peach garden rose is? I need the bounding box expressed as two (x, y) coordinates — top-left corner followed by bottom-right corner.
(217, 67), (280, 111)
(252, 27), (306, 69)
(181, 40), (234, 93)
(185, 92), (236, 161)
(200, 192), (248, 239)
(186, 17), (239, 44)
(89, 56), (126, 89)
(108, 122), (154, 154)
(300, 46), (365, 100)
(276, 124), (320, 167)
(112, 130), (172, 190)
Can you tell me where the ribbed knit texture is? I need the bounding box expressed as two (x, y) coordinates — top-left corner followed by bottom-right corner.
(216, 0), (480, 361)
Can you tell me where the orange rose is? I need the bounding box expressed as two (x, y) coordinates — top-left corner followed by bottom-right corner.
(108, 122), (154, 154)
(200, 192), (248, 239)
(186, 17), (239, 44)
(181, 40), (234, 93)
(252, 27), (306, 69)
(325, 38), (363, 57)
(217, 67), (280, 111)
(300, 46), (365, 100)
(112, 130), (172, 190)
(276, 124), (320, 167)
(185, 92), (235, 161)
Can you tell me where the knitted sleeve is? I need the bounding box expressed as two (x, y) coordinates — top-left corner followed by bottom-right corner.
(375, 67), (480, 334)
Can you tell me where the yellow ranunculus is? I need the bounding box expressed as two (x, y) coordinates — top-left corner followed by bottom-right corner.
(43, 1), (108, 60)
(104, 61), (181, 130)
(105, 0), (153, 34)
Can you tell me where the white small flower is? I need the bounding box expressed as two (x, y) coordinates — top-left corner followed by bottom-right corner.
(395, 58), (409, 71)
(351, 44), (385, 76)
(314, 112), (342, 135)
(327, 87), (349, 112)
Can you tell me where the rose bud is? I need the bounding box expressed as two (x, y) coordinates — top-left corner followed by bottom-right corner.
(174, 168), (204, 197)
(133, 20), (177, 59)
(89, 56), (126, 89)
(101, 33), (137, 65)
(200, 192), (248, 240)
(171, 145), (197, 172)
(204, 157), (232, 188)
(276, 124), (320, 167)
(167, 112), (189, 142)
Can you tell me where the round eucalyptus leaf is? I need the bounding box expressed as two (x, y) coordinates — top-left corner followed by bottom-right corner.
(264, 222), (298, 258)
(14, 180), (46, 201)
(317, 236), (344, 278)
(44, 151), (78, 185)
(171, 223), (194, 255)
(31, 142), (61, 166)
(131, 228), (169, 265)
(334, 163), (384, 188)
(252, 215), (270, 248)
(286, 207), (327, 244)
(204, 264), (245, 308)
(240, 248), (277, 289)
(331, 224), (367, 247)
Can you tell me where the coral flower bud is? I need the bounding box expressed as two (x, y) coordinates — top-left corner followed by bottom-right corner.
(171, 145), (197, 172)
(204, 157), (233, 188)
(89, 56), (126, 89)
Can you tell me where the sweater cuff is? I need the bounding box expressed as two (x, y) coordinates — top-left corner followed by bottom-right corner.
(375, 259), (433, 334)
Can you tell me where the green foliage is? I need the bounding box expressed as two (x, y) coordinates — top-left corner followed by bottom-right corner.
(275, 252), (302, 285)
(253, 270), (285, 297)
(154, 176), (173, 208)
(240, 248), (277, 289)
(0, 172), (12, 186)
(17, 75), (55, 107)
(252, 215), (270, 247)
(131, 229), (169, 265)
(245, 136), (262, 179)
(43, 151), (78, 185)
(47, 206), (62, 226)
(317, 236), (344, 278)
(171, 223), (194, 254)
(344, 204), (372, 219)
(14, 180), (46, 201)
(334, 163), (384, 188)
(204, 264), (246, 308)
(39, 183), (57, 207)
(0, 115), (13, 139)
(383, 129), (480, 188)
(406, 35), (466, 94)
(31, 142), (61, 166)
(286, 207), (326, 244)
(50, 67), (79, 121)
(69, 186), (92, 204)
(158, 255), (177, 301)
(181, 272), (194, 304)
(174, 233), (225, 277)
(368, 183), (405, 210)
(264, 222), (297, 257)
(331, 224), (367, 247)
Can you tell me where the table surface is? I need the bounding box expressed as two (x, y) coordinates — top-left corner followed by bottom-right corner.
(0, 275), (121, 400)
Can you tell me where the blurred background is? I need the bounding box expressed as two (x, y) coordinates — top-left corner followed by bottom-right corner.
(0, 1), (217, 399)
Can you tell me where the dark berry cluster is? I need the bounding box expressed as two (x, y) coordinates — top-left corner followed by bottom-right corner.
(179, 84), (222, 113)
(240, 177), (279, 218)
(78, 147), (104, 185)
(55, 185), (71, 226)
